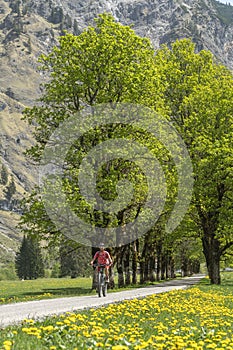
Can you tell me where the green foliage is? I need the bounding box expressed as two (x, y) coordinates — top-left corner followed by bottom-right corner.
(60, 241), (92, 278)
(0, 164), (8, 185)
(23, 13), (164, 159)
(21, 13), (166, 247)
(20, 14), (233, 284)
(154, 39), (233, 283)
(50, 262), (60, 278)
(3, 175), (16, 201)
(19, 189), (61, 243)
(15, 235), (45, 280)
(214, 0), (233, 25)
(0, 263), (17, 281)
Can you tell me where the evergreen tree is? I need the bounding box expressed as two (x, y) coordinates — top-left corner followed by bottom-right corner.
(60, 240), (92, 278)
(15, 235), (45, 279)
(0, 164), (8, 186)
(4, 175), (16, 201)
(15, 235), (30, 280)
(28, 237), (45, 279)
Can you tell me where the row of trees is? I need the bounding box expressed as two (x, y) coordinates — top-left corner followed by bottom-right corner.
(19, 14), (233, 285)
(15, 235), (92, 279)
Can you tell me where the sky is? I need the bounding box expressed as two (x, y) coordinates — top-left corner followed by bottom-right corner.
(218, 0), (233, 5)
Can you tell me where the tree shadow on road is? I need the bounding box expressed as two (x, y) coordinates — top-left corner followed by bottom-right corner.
(20, 286), (94, 298)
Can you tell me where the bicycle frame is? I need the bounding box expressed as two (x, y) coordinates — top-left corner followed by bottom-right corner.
(96, 264), (108, 297)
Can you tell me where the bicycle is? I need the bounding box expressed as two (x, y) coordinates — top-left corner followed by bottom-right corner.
(95, 263), (108, 297)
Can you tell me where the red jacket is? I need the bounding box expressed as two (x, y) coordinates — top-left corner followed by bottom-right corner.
(93, 250), (111, 265)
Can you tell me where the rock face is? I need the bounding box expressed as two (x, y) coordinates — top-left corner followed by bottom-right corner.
(11, 0), (233, 64)
(0, 0), (232, 104)
(0, 0), (232, 257)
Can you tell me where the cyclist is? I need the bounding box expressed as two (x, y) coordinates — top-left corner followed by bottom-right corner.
(90, 243), (113, 282)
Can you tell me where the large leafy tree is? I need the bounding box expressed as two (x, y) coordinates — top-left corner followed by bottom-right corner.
(24, 13), (164, 161)
(154, 39), (233, 284)
(20, 14), (168, 285)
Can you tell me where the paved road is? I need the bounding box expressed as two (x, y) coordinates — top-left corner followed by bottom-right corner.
(0, 274), (205, 328)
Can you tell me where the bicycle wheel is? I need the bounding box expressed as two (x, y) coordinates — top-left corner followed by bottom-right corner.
(102, 278), (107, 297)
(97, 272), (102, 297)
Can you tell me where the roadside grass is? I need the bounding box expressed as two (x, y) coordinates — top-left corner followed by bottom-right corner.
(0, 278), (94, 304)
(198, 271), (233, 295)
(0, 273), (233, 349)
(0, 275), (183, 305)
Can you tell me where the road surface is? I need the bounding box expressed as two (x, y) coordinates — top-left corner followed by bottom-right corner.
(0, 274), (205, 328)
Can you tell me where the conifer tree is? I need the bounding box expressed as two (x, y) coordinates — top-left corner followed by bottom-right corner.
(15, 235), (30, 280)
(0, 164), (8, 186)
(4, 175), (16, 201)
(15, 235), (45, 279)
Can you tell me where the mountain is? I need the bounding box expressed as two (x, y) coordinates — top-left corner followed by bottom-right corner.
(0, 0), (232, 264)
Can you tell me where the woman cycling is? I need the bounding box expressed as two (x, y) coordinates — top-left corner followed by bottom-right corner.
(90, 243), (112, 282)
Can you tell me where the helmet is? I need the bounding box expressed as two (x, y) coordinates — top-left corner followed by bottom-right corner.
(99, 242), (105, 248)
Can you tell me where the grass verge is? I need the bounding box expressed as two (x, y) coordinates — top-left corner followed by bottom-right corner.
(0, 278), (94, 304)
(0, 275), (183, 305)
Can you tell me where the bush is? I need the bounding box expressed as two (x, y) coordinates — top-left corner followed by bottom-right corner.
(0, 263), (17, 280)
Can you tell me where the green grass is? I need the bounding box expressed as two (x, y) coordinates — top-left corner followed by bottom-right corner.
(198, 271), (233, 295)
(0, 277), (94, 304)
(0, 273), (233, 349)
(0, 274), (185, 304)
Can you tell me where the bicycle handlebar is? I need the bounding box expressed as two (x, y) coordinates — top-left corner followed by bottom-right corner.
(91, 263), (112, 267)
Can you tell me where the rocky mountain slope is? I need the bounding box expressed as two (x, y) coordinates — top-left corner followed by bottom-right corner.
(0, 0), (232, 263)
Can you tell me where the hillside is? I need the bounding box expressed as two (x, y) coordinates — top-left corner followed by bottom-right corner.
(0, 0), (232, 263)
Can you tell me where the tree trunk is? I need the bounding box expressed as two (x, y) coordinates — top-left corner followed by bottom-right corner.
(142, 240), (149, 282)
(208, 257), (220, 284)
(139, 260), (144, 284)
(196, 194), (223, 285)
(166, 252), (173, 279)
(165, 254), (170, 279)
(156, 242), (162, 281)
(124, 244), (131, 286)
(170, 256), (175, 278)
(161, 253), (166, 280)
(181, 256), (189, 277)
(116, 246), (125, 288)
(92, 268), (98, 290)
(202, 235), (221, 284)
(132, 239), (139, 285)
(192, 258), (200, 274)
(108, 266), (115, 289)
(149, 256), (156, 282)
(144, 257), (149, 282)
(91, 246), (98, 290)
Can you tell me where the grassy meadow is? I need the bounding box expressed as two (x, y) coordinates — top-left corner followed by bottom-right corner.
(0, 273), (233, 349)
(0, 275), (176, 305)
(0, 277), (94, 304)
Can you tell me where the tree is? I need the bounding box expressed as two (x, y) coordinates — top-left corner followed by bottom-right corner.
(15, 235), (45, 280)
(154, 39), (233, 284)
(0, 164), (8, 185)
(60, 239), (92, 278)
(4, 175), (16, 201)
(23, 13), (164, 160)
(15, 236), (29, 280)
(20, 14), (165, 278)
